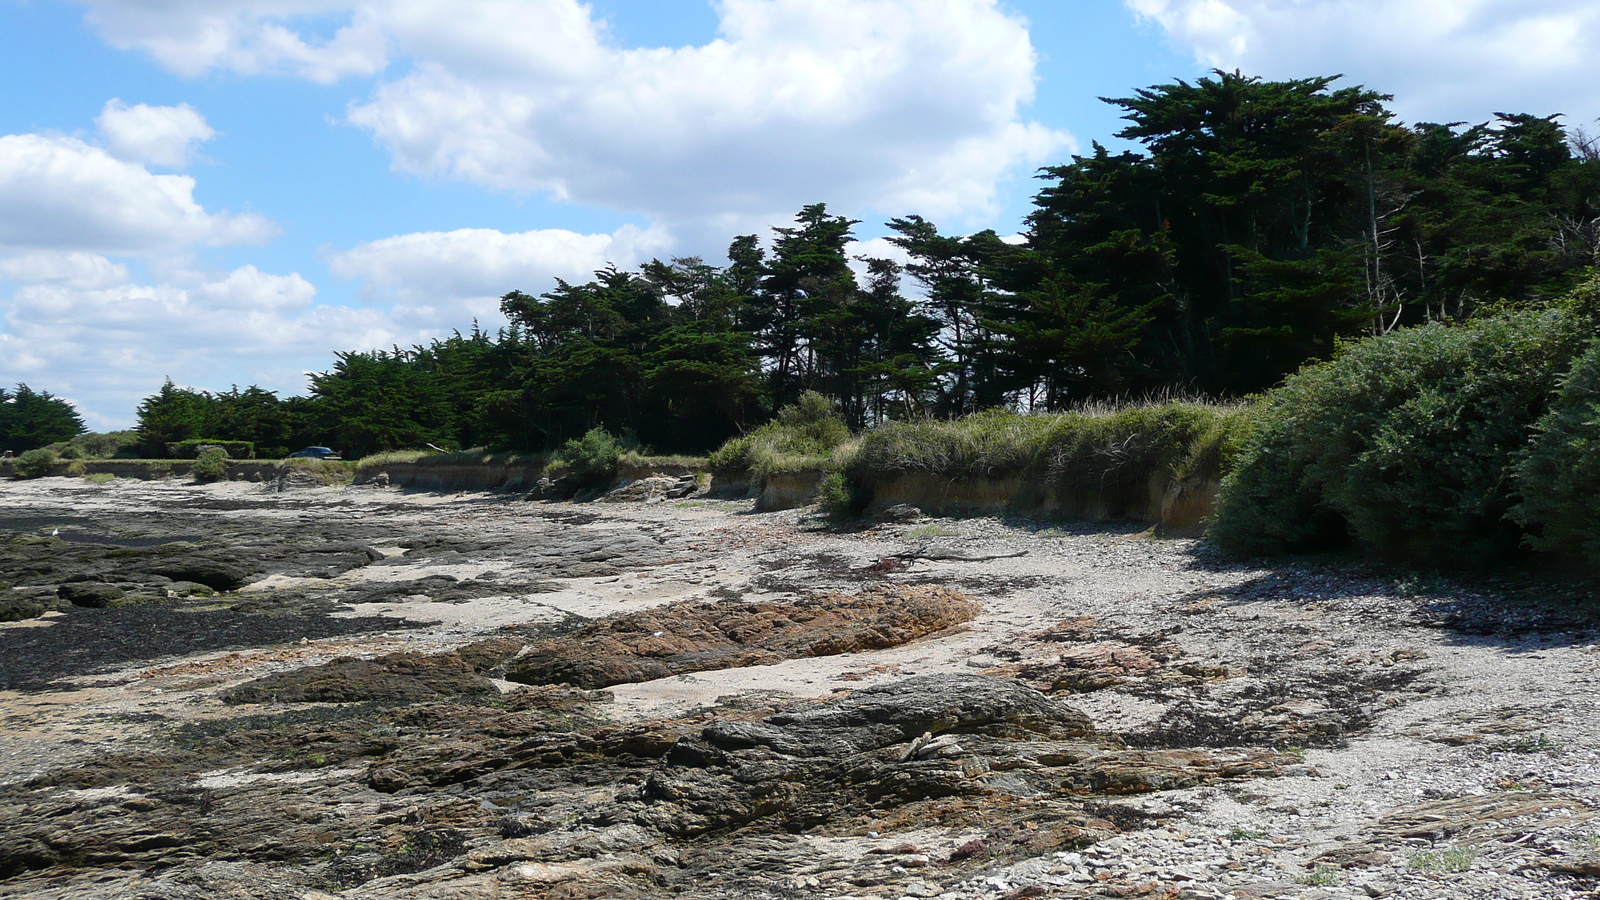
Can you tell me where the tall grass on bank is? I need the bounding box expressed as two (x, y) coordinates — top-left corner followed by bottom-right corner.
(834, 400), (1252, 517)
(279, 456), (356, 484)
(1212, 276), (1600, 566)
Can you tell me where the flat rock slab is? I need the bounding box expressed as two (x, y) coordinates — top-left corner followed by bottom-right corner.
(502, 584), (982, 688)
(222, 651), (497, 704)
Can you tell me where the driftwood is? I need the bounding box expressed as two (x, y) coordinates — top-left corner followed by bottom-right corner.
(894, 548), (1029, 563)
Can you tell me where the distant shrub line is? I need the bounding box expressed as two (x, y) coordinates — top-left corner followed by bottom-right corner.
(168, 439), (255, 460)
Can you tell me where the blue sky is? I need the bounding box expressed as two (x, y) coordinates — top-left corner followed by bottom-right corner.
(3, 0), (1598, 429)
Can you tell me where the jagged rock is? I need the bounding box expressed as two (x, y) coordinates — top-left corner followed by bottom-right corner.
(603, 476), (688, 502)
(878, 503), (925, 523)
(664, 475), (700, 499)
(505, 585), (982, 688)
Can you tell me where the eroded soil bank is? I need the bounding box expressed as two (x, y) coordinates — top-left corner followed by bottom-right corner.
(0, 477), (1597, 900)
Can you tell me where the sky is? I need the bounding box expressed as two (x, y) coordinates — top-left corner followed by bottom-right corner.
(3, 0), (1599, 430)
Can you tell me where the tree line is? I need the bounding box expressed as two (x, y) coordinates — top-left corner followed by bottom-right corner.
(115, 71), (1600, 458)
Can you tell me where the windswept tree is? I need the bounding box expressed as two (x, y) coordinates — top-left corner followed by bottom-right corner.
(135, 379), (216, 456)
(308, 350), (453, 457)
(0, 384), (86, 452)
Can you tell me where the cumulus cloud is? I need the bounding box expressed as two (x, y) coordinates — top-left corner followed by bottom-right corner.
(324, 223), (674, 332)
(327, 223), (671, 305)
(80, 0), (389, 83)
(96, 99), (216, 167)
(0, 133), (276, 254)
(0, 252), (130, 290)
(0, 264), (405, 429)
(1127, 0), (1600, 125)
(75, 0), (1070, 230)
(196, 265), (318, 310)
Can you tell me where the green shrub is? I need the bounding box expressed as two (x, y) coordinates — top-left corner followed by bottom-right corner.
(709, 391), (851, 477)
(551, 428), (626, 487)
(1512, 341), (1600, 564)
(1212, 297), (1598, 563)
(56, 444), (84, 460)
(815, 469), (859, 521)
(12, 448), (58, 479)
(191, 447), (230, 482)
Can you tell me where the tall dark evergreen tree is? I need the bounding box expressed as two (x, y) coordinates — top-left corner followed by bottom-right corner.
(0, 384), (86, 452)
(135, 379), (217, 456)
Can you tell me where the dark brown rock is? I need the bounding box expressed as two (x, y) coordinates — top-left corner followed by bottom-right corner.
(506, 585), (982, 688)
(221, 651), (497, 704)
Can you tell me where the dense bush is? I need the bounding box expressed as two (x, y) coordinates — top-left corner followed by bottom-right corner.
(12, 448), (58, 479)
(1511, 341), (1600, 565)
(551, 428), (626, 488)
(191, 447), (231, 482)
(708, 391), (851, 477)
(1212, 287), (1600, 563)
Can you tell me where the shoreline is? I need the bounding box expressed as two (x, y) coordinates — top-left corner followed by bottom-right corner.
(0, 477), (1595, 899)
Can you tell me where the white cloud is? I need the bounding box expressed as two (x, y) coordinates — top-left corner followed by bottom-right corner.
(1127, 0), (1600, 126)
(0, 265), (405, 429)
(197, 265), (317, 310)
(0, 133), (276, 254)
(96, 99), (216, 167)
(0, 252), (130, 290)
(75, 0), (1070, 230)
(327, 223), (671, 306)
(80, 0), (390, 83)
(326, 223), (675, 334)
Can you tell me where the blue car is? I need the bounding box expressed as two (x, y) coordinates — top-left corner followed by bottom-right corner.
(288, 446), (342, 460)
